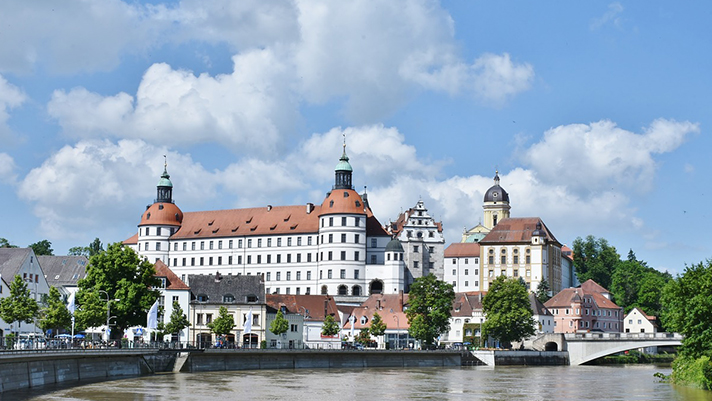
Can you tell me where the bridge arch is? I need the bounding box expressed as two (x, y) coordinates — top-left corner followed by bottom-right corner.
(567, 340), (681, 365)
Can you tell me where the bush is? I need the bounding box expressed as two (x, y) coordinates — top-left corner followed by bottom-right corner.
(671, 355), (712, 390)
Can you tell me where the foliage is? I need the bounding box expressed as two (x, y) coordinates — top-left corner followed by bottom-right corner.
(28, 240), (54, 256)
(670, 355), (712, 390)
(0, 275), (39, 333)
(207, 306), (235, 336)
(369, 312), (387, 337)
(535, 279), (551, 303)
(482, 275), (536, 347)
(68, 238), (104, 257)
(661, 260), (712, 359)
(572, 235), (619, 289)
(406, 274), (455, 347)
(355, 329), (372, 345)
(610, 251), (671, 325)
(164, 302), (190, 336)
(270, 310), (289, 336)
(321, 315), (340, 337)
(0, 238), (17, 248)
(75, 243), (160, 339)
(39, 286), (72, 334)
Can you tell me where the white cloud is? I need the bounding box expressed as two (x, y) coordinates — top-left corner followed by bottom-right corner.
(48, 50), (299, 156)
(520, 119), (698, 196)
(0, 153), (17, 184)
(0, 75), (26, 142)
(470, 53), (534, 105)
(590, 2), (624, 31)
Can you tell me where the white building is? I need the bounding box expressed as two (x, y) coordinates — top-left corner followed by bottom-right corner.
(624, 307), (658, 334)
(0, 248), (51, 338)
(444, 243), (481, 293)
(125, 147), (406, 297)
(266, 294), (342, 349)
(150, 261), (191, 344)
(265, 305), (305, 349)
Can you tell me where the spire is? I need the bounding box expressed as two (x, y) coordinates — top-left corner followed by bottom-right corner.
(156, 156), (174, 203)
(494, 170), (500, 186)
(333, 135), (353, 189)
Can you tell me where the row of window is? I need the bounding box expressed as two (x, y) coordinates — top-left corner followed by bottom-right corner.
(139, 235), (383, 252)
(451, 268), (479, 276)
(560, 320), (619, 330)
(167, 250), (377, 268)
(486, 269), (531, 278)
(452, 280), (479, 288)
(321, 216), (363, 228)
(195, 312), (260, 326)
(266, 287), (312, 295)
(142, 227), (176, 236)
(451, 257), (479, 265)
(554, 308), (619, 317)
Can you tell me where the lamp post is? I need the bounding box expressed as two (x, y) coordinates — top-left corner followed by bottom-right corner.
(392, 315), (400, 349)
(98, 290), (119, 343)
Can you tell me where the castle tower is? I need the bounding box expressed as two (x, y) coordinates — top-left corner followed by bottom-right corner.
(483, 171), (510, 230)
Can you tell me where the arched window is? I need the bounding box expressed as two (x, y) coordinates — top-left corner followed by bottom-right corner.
(321, 285), (328, 295)
(352, 285), (362, 296)
(338, 285), (348, 295)
(369, 280), (383, 295)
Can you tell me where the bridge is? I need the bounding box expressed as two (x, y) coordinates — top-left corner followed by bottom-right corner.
(561, 332), (682, 365)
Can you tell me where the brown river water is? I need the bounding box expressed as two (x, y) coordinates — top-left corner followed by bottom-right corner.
(7, 365), (712, 401)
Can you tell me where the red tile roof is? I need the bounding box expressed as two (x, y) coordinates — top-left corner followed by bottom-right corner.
(444, 243), (480, 258)
(139, 202), (184, 227)
(344, 293), (409, 330)
(154, 260), (190, 290)
(480, 217), (560, 245)
(266, 294), (340, 321)
(123, 232), (138, 245)
(545, 279), (620, 310)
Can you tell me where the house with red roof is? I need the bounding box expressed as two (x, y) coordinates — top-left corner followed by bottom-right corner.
(545, 279), (623, 333)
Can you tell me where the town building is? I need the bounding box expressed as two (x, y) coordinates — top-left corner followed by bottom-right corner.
(624, 307), (658, 334)
(38, 255), (88, 299)
(188, 273), (267, 348)
(125, 146), (415, 298)
(545, 279), (623, 334)
(265, 294), (341, 349)
(442, 291), (485, 347)
(0, 248), (51, 338)
(344, 292), (412, 349)
(265, 305), (305, 349)
(152, 260), (191, 344)
(529, 293), (554, 334)
(443, 243), (481, 292)
(387, 199), (445, 288)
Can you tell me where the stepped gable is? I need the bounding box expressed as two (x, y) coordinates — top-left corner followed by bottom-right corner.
(444, 243), (481, 258)
(172, 204), (321, 240)
(479, 217), (560, 245)
(154, 260), (189, 290)
(38, 255), (88, 287)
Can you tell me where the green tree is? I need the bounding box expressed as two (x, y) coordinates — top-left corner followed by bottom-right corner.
(482, 275), (536, 348)
(406, 274), (455, 348)
(270, 310), (289, 336)
(572, 235), (620, 289)
(207, 306), (235, 336)
(68, 246), (90, 257)
(321, 315), (340, 337)
(88, 238), (104, 256)
(39, 286), (72, 335)
(661, 260), (712, 359)
(29, 240), (54, 256)
(369, 312), (387, 337)
(610, 251), (672, 324)
(535, 279), (551, 303)
(69, 238), (104, 257)
(0, 275), (39, 334)
(355, 329), (371, 345)
(164, 302), (189, 340)
(0, 238), (17, 248)
(75, 243), (160, 340)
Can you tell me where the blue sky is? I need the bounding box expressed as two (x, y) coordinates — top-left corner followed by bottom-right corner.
(0, 1), (709, 275)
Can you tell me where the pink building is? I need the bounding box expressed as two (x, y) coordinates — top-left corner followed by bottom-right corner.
(545, 279), (623, 333)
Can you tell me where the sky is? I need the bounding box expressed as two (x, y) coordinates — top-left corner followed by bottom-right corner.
(0, 1), (710, 275)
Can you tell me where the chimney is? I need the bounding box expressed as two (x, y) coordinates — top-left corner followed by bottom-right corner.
(267, 205), (272, 211)
(399, 290), (404, 311)
(215, 271), (222, 282)
(306, 203), (314, 214)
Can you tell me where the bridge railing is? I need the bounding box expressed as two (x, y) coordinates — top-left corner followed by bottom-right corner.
(564, 332), (682, 341)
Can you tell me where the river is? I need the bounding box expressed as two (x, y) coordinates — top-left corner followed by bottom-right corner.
(11, 365), (712, 401)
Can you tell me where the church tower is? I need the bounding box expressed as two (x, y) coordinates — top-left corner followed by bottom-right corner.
(483, 171), (510, 230)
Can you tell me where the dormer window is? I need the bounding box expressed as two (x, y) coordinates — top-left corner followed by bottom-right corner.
(246, 295), (258, 303)
(197, 294), (208, 302)
(223, 294), (235, 303)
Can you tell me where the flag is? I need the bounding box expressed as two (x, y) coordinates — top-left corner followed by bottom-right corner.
(67, 291), (76, 315)
(147, 300), (159, 329)
(244, 308), (253, 334)
(349, 314), (355, 339)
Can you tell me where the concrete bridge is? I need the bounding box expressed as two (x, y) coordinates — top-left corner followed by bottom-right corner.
(564, 332), (682, 365)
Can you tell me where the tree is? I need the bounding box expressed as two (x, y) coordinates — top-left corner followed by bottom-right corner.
(69, 238), (104, 257)
(0, 238), (17, 248)
(75, 243), (160, 340)
(88, 238), (104, 256)
(39, 286), (72, 335)
(68, 246), (90, 257)
(29, 240), (53, 256)
(0, 275), (39, 334)
(572, 235), (620, 289)
(661, 260), (712, 359)
(535, 279), (551, 303)
(321, 315), (340, 337)
(369, 312), (387, 337)
(482, 275), (536, 348)
(270, 310), (289, 336)
(355, 329), (371, 345)
(406, 274), (455, 348)
(610, 251), (672, 324)
(207, 306), (235, 336)
(164, 302), (190, 340)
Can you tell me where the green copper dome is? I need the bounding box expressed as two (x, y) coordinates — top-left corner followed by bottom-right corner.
(158, 167), (173, 188)
(335, 148), (353, 172)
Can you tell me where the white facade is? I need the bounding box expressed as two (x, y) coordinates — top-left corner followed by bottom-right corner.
(265, 311), (305, 349)
(0, 248), (51, 338)
(624, 308), (658, 334)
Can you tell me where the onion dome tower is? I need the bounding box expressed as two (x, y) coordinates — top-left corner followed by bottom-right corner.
(137, 157), (183, 264)
(483, 170), (510, 230)
(318, 139), (367, 297)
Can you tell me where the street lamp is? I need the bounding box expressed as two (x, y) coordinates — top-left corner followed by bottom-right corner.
(98, 290), (120, 343)
(392, 314), (400, 350)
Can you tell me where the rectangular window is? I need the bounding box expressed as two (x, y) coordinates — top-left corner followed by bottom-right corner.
(488, 256), (494, 264)
(266, 272), (271, 281)
(267, 238), (272, 247)
(296, 271), (301, 280)
(173, 243), (178, 251)
(192, 242), (196, 251)
(475, 269), (479, 275)
(305, 287), (311, 295)
(475, 281), (479, 287)
(501, 255), (506, 264)
(229, 240), (234, 249)
(191, 257), (195, 266)
(465, 269), (469, 275)
(197, 314), (203, 325)
(209, 241), (214, 250)
(248, 239), (252, 248)
(296, 287), (300, 295)
(297, 253), (301, 262)
(257, 255), (261, 264)
(354, 234), (360, 244)
(288, 237), (292, 246)
(247, 255), (251, 264)
(218, 240), (222, 249)
(200, 257), (204, 266)
(340, 269), (346, 279)
(355, 217), (360, 227)
(513, 270), (518, 277)
(354, 270), (359, 279)
(183, 242), (187, 251)
(297, 237), (302, 246)
(277, 254), (281, 263)
(287, 271), (291, 281)
(414, 246), (419, 253)
(200, 241), (205, 250)
(328, 251), (333, 261)
(329, 234), (333, 243)
(278, 238), (282, 247)
(414, 261), (419, 269)
(329, 217), (333, 226)
(228, 256), (233, 265)
(429, 246), (434, 253)
(182, 258), (186, 266)
(173, 258), (177, 266)
(328, 270), (333, 279)
(341, 251), (346, 261)
(276, 272), (281, 280)
(206, 314), (212, 324)
(267, 255), (272, 263)
(209, 257), (213, 265)
(287, 254), (292, 263)
(526, 255), (531, 264)
(237, 255), (242, 264)
(354, 251), (359, 261)
(513, 255), (519, 264)
(307, 271), (312, 280)
(371, 255), (377, 264)
(341, 216), (347, 226)
(307, 253), (312, 262)
(464, 258), (468, 265)
(341, 233), (346, 243)
(465, 281), (469, 287)
(452, 269), (456, 275)
(258, 239), (262, 248)
(156, 242), (161, 251)
(308, 236), (312, 246)
(371, 238), (377, 248)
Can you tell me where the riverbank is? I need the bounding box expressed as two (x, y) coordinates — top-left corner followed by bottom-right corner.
(587, 351), (675, 365)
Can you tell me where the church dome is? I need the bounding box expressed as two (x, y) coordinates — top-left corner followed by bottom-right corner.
(319, 189), (366, 216)
(385, 238), (404, 253)
(484, 171), (509, 203)
(139, 202), (183, 227)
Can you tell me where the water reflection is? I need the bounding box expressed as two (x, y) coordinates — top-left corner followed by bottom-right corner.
(14, 365), (712, 401)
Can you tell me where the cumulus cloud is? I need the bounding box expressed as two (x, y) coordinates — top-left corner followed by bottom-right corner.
(48, 50), (299, 156)
(0, 75), (26, 142)
(0, 153), (17, 184)
(520, 119), (699, 196)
